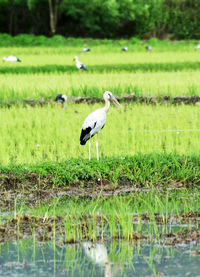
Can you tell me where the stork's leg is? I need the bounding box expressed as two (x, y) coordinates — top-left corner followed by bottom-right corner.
(62, 103), (66, 109)
(96, 133), (99, 161)
(89, 135), (91, 161)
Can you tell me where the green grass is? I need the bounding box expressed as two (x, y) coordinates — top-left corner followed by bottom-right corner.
(0, 39), (199, 268)
(1, 61), (200, 75)
(0, 72), (200, 106)
(0, 35), (199, 49)
(12, 189), (199, 242)
(1, 47), (200, 68)
(1, 154), (200, 187)
(0, 46), (199, 106)
(0, 104), (199, 165)
(29, 189), (200, 217)
(0, 50), (200, 72)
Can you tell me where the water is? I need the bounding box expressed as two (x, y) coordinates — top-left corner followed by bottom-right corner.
(0, 239), (199, 276)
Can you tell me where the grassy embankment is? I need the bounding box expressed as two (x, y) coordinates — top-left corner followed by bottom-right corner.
(1, 154), (199, 188)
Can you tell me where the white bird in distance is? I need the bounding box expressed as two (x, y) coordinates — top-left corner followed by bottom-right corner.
(2, 56), (21, 62)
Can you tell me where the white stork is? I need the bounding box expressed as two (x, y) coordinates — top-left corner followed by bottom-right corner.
(55, 94), (67, 109)
(194, 44), (200, 50)
(80, 91), (121, 161)
(2, 56), (21, 62)
(145, 45), (152, 51)
(122, 46), (128, 52)
(81, 48), (91, 52)
(74, 56), (86, 71)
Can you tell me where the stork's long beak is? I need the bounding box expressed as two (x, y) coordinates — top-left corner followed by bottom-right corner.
(112, 97), (121, 109)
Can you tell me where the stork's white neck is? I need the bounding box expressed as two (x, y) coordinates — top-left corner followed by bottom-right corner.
(104, 99), (110, 113)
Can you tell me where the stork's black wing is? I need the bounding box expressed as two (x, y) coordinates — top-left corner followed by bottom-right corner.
(80, 127), (92, 145)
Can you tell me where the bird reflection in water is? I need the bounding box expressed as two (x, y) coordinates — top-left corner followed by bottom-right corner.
(82, 242), (121, 277)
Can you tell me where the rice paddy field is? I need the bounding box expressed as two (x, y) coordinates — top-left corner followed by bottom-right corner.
(0, 39), (200, 276)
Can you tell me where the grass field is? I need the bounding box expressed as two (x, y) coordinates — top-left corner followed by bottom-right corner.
(0, 40), (199, 262)
(0, 43), (200, 164)
(0, 104), (199, 165)
(0, 46), (199, 106)
(1, 50), (200, 65)
(0, 51), (200, 73)
(0, 71), (200, 106)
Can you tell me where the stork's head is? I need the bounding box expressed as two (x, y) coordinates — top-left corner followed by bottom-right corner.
(103, 91), (121, 108)
(74, 56), (78, 61)
(2, 57), (6, 62)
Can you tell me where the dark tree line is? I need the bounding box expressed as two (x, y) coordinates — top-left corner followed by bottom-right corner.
(0, 0), (199, 39)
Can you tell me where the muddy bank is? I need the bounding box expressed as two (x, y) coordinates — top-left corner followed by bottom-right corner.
(70, 94), (200, 105)
(3, 94), (200, 108)
(0, 213), (199, 244)
(163, 228), (200, 246)
(0, 170), (196, 211)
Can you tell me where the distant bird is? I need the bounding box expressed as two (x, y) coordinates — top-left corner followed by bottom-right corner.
(2, 56), (21, 62)
(194, 44), (200, 50)
(122, 46), (128, 52)
(74, 56), (86, 71)
(80, 91), (121, 161)
(55, 94), (67, 109)
(82, 48), (91, 52)
(145, 45), (152, 51)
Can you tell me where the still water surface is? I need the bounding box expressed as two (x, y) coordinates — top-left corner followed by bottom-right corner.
(0, 239), (199, 276)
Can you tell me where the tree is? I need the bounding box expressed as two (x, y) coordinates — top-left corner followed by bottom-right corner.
(28, 0), (63, 34)
(1, 0), (26, 35)
(59, 0), (120, 37)
(48, 0), (62, 34)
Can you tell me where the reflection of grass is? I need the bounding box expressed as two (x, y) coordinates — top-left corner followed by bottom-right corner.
(1, 238), (199, 276)
(2, 189), (198, 243)
(0, 104), (200, 164)
(0, 189), (199, 275)
(26, 189), (199, 241)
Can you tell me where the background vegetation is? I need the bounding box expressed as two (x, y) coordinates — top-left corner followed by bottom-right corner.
(0, 41), (199, 165)
(1, 154), (200, 186)
(0, 104), (199, 164)
(0, 0), (199, 39)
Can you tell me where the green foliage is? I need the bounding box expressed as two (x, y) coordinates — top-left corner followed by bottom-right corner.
(1, 61), (200, 76)
(60, 0), (120, 37)
(0, 104), (200, 165)
(0, 70), (200, 106)
(166, 0), (200, 39)
(0, 44), (200, 107)
(0, 33), (199, 47)
(0, 154), (200, 186)
(0, 0), (199, 38)
(130, 37), (140, 44)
